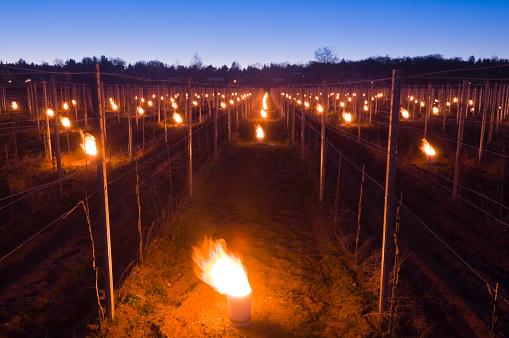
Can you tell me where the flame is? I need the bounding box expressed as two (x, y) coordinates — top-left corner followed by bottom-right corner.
(148, 100), (153, 107)
(340, 102), (345, 107)
(80, 131), (97, 156)
(72, 99), (76, 105)
(401, 109), (409, 119)
(304, 101), (309, 108)
(432, 107), (439, 115)
(173, 112), (182, 124)
(262, 93), (268, 110)
(256, 125), (264, 138)
(12, 101), (18, 109)
(192, 238), (251, 297)
(229, 99), (234, 105)
(63, 102), (69, 110)
(420, 139), (435, 156)
(47, 109), (54, 117)
(138, 107), (144, 115)
(61, 117), (71, 127)
(221, 102), (226, 108)
(261, 109), (267, 118)
(363, 105), (369, 111)
(317, 104), (323, 113)
(193, 101), (198, 106)
(172, 102), (178, 109)
(342, 112), (352, 123)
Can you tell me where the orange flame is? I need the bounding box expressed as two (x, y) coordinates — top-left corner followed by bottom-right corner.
(80, 131), (97, 156)
(60, 117), (71, 127)
(420, 139), (435, 156)
(192, 238), (251, 297)
(173, 112), (182, 124)
(256, 125), (264, 138)
(401, 109), (409, 119)
(260, 109), (267, 118)
(342, 112), (352, 123)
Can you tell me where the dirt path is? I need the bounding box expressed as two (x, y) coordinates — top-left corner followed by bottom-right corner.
(103, 120), (377, 337)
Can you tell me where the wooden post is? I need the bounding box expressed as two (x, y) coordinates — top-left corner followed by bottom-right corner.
(488, 83), (496, 145)
(379, 69), (400, 314)
(355, 165), (365, 265)
(51, 78), (63, 198)
(83, 83), (88, 130)
(452, 81), (468, 200)
(291, 85), (296, 145)
(301, 84), (306, 160)
(157, 84), (161, 123)
(91, 64), (115, 320)
(187, 78), (193, 197)
(42, 82), (52, 162)
(319, 82), (328, 203)
(479, 82), (489, 163)
(227, 85), (231, 142)
(214, 83), (218, 160)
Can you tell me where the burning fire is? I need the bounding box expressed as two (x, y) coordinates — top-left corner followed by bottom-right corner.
(260, 109), (267, 118)
(342, 112), (352, 123)
(256, 125), (264, 139)
(420, 139), (435, 156)
(80, 130), (97, 156)
(61, 117), (71, 127)
(11, 101), (18, 109)
(47, 109), (54, 117)
(173, 112), (182, 124)
(401, 109), (409, 119)
(317, 104), (323, 113)
(262, 93), (268, 110)
(432, 107), (439, 115)
(192, 238), (251, 298)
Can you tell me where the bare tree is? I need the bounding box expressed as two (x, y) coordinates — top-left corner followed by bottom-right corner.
(314, 46), (339, 64)
(191, 53), (203, 69)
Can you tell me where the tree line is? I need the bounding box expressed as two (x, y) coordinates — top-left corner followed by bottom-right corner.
(2, 52), (508, 88)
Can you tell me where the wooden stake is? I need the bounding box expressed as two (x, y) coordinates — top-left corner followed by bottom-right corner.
(91, 64), (114, 320)
(214, 83), (218, 160)
(479, 82), (489, 163)
(187, 78), (193, 197)
(355, 164), (365, 265)
(51, 78), (63, 198)
(380, 69), (400, 314)
(389, 191), (403, 334)
(136, 161), (143, 262)
(334, 150), (342, 222)
(453, 81), (468, 200)
(300, 84), (306, 160)
(319, 82), (328, 203)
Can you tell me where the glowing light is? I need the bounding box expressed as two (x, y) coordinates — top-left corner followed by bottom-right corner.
(172, 102), (178, 109)
(81, 132), (97, 156)
(420, 139), (436, 156)
(138, 107), (144, 115)
(192, 238), (251, 298)
(348, 97), (352, 102)
(173, 112), (182, 124)
(469, 100), (474, 105)
(409, 96), (414, 101)
(304, 101), (310, 108)
(11, 101), (18, 109)
(420, 102), (425, 107)
(148, 101), (153, 107)
(63, 102), (69, 110)
(60, 117), (71, 128)
(261, 109), (267, 118)
(432, 107), (439, 115)
(141, 98), (145, 103)
(340, 102), (345, 107)
(317, 104), (323, 113)
(193, 101), (198, 106)
(161, 96), (164, 100)
(256, 125), (264, 139)
(453, 97), (458, 103)
(72, 99), (76, 105)
(401, 109), (409, 119)
(221, 102), (226, 108)
(342, 112), (352, 123)
(230, 99), (234, 105)
(447, 102), (451, 106)
(297, 100), (302, 105)
(47, 109), (54, 117)
(262, 93), (268, 110)
(363, 105), (368, 111)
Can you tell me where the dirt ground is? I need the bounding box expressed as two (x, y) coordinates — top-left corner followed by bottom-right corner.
(99, 119), (380, 337)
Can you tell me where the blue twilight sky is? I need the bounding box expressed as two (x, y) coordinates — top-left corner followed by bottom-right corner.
(1, 0), (508, 69)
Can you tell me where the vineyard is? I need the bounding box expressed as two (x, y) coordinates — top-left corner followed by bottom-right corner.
(0, 66), (508, 336)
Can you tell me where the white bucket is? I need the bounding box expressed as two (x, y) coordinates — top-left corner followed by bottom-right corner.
(228, 293), (251, 327)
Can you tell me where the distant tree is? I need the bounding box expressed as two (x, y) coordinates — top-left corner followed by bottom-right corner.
(53, 58), (64, 67)
(191, 53), (203, 69)
(231, 61), (241, 71)
(314, 46), (339, 64)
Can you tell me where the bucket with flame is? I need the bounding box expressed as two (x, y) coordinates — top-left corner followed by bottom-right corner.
(192, 238), (252, 327)
(255, 125), (264, 143)
(420, 138), (436, 164)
